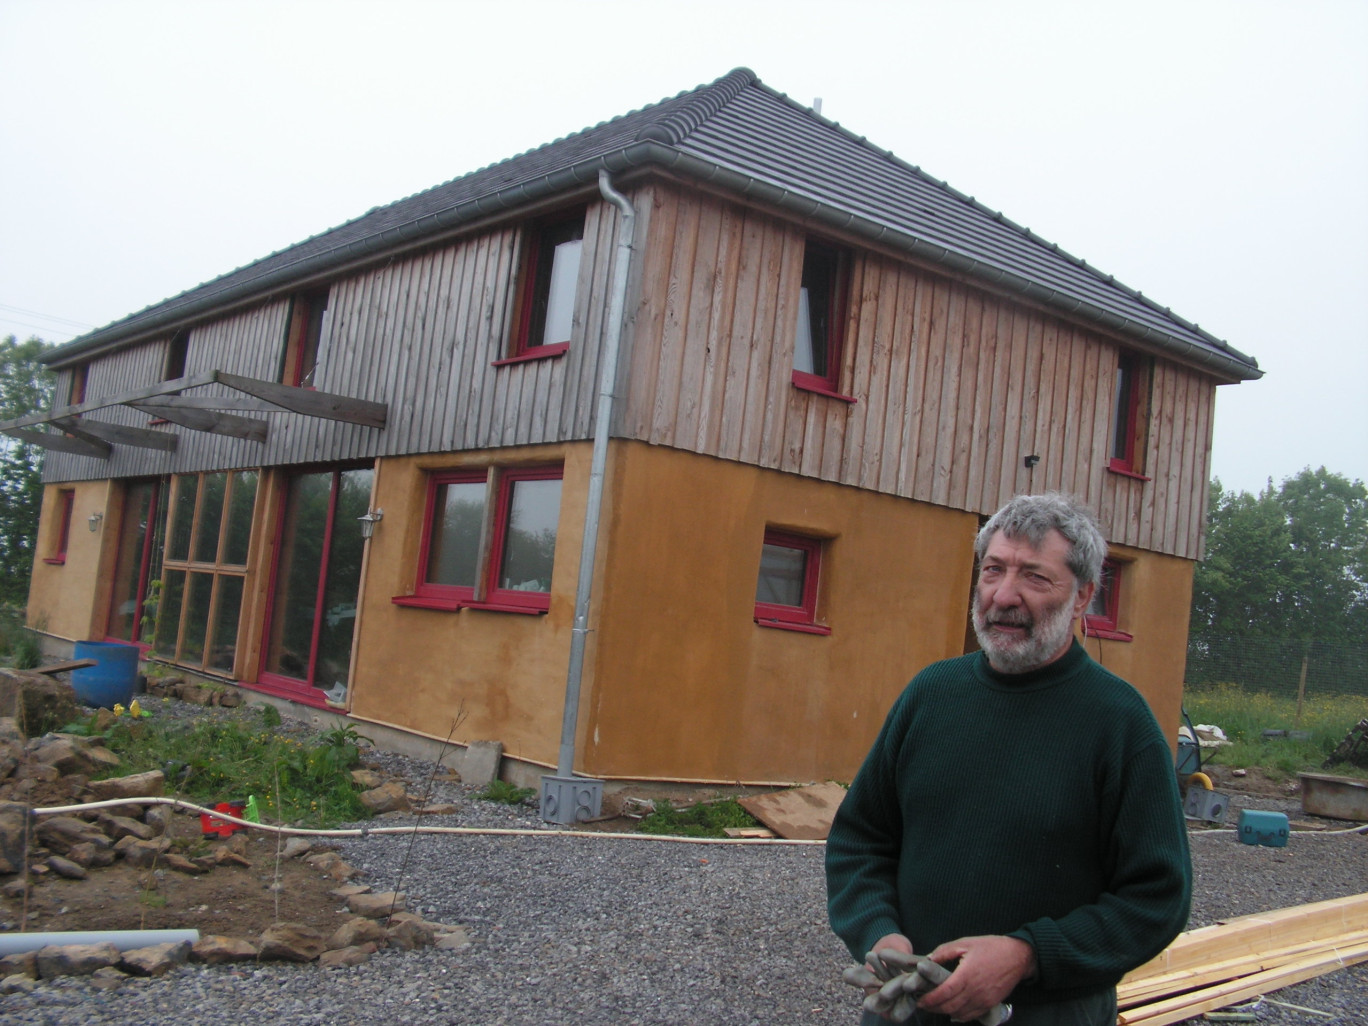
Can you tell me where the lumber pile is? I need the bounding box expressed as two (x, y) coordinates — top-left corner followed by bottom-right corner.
(1117, 893), (1368, 1024)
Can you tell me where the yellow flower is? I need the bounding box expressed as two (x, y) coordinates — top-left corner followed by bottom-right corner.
(112, 703), (125, 717)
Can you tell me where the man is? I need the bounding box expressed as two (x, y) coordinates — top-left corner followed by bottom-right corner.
(826, 493), (1191, 1025)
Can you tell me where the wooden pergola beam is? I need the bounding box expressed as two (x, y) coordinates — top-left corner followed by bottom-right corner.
(213, 371), (388, 428)
(127, 401), (270, 443)
(50, 416), (178, 452)
(1, 426), (111, 459)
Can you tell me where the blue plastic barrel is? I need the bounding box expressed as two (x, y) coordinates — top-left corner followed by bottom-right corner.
(71, 641), (140, 709)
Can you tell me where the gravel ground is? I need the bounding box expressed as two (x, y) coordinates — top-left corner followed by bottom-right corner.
(2, 698), (1366, 1025)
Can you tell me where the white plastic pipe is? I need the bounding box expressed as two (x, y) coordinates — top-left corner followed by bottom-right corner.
(0, 928), (199, 957)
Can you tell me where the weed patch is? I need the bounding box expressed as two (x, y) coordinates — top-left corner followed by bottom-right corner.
(637, 798), (761, 838)
(475, 780), (536, 805)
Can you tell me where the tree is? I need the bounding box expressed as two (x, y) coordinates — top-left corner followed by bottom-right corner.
(0, 335), (55, 605)
(1189, 468), (1368, 695)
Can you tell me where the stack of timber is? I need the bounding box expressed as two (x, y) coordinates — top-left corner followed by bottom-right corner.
(1117, 892), (1368, 1024)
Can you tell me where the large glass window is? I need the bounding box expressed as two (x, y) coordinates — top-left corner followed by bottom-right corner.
(403, 465), (562, 613)
(106, 478), (166, 645)
(154, 470), (258, 674)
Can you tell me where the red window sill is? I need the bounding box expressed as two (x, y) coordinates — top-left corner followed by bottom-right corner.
(1106, 462), (1151, 482)
(492, 342), (569, 367)
(791, 372), (856, 403)
(1083, 623), (1133, 642)
(42, 557), (66, 565)
(755, 617), (831, 636)
(392, 594), (547, 615)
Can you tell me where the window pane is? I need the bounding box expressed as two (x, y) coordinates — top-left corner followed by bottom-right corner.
(539, 238), (582, 346)
(223, 470), (258, 565)
(797, 244), (838, 377)
(498, 477), (561, 593)
(109, 481), (155, 641)
(757, 543), (807, 607)
(315, 468), (372, 691)
(793, 287), (816, 375)
(193, 473), (227, 563)
(167, 475), (198, 561)
(266, 472), (332, 680)
(1111, 363), (1132, 461)
(427, 480), (485, 587)
(181, 571), (214, 665)
(155, 569), (185, 657)
(208, 575), (244, 674)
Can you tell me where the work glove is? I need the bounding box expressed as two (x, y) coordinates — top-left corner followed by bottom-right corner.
(841, 947), (1013, 1025)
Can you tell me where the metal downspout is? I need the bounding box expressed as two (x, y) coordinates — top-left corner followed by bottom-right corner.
(539, 169), (635, 825)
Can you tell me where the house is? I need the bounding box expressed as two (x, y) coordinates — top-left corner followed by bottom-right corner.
(9, 69), (1260, 812)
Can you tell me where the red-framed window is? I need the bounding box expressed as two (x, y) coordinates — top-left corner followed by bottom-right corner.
(754, 529), (829, 634)
(44, 488), (75, 565)
(1108, 354), (1150, 479)
(279, 288), (330, 388)
(1083, 558), (1133, 642)
(399, 464), (563, 613)
(498, 210), (584, 364)
(791, 239), (853, 400)
(67, 364), (87, 407)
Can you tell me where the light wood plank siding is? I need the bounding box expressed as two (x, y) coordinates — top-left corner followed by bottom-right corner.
(622, 184), (1217, 559)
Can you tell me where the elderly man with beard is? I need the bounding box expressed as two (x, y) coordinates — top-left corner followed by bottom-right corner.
(826, 493), (1190, 1025)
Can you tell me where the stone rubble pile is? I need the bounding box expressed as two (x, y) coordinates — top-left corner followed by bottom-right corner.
(0, 672), (472, 995)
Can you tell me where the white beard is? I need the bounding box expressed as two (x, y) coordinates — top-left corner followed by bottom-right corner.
(972, 590), (1078, 674)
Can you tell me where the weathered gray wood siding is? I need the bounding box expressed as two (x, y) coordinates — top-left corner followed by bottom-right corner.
(622, 184), (1217, 559)
(44, 200), (624, 482)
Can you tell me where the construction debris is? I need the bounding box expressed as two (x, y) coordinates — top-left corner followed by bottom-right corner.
(737, 782), (846, 840)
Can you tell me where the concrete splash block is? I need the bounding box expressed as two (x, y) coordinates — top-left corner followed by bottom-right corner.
(461, 741), (503, 787)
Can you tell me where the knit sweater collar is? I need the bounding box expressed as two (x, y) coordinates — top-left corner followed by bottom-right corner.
(974, 638), (1090, 692)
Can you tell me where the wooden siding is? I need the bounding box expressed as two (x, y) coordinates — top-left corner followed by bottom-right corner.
(44, 200), (625, 483)
(623, 184), (1217, 559)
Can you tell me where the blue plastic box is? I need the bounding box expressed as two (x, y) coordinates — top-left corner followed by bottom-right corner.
(1237, 810), (1289, 847)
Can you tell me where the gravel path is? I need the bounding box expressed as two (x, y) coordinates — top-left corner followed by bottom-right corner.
(3, 700), (1366, 1025)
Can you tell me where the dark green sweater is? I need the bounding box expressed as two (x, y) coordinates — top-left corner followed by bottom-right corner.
(825, 642), (1191, 1006)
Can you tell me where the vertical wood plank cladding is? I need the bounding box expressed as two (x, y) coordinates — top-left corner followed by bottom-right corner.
(897, 275), (934, 495)
(738, 220), (786, 466)
(626, 184), (677, 442)
(761, 229), (801, 472)
(949, 290), (985, 511)
(694, 202), (741, 454)
(856, 257), (897, 491)
(978, 303), (1013, 512)
(651, 192), (702, 445)
(878, 267), (917, 495)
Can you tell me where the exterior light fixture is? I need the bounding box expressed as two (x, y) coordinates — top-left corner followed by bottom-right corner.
(357, 508), (384, 539)
(87, 511), (104, 532)
(1023, 454), (1041, 469)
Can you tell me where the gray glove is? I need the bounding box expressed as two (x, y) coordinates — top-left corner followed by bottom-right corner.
(841, 948), (1013, 1025)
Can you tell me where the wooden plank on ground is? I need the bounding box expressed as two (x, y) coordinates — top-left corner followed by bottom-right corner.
(33, 659), (98, 675)
(737, 782), (847, 840)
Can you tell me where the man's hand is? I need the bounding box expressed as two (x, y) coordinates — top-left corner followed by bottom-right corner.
(861, 934), (914, 1014)
(917, 935), (1036, 1022)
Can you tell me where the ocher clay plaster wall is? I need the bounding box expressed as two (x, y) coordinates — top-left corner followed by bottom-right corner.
(581, 442), (979, 784)
(27, 481), (116, 642)
(347, 444), (590, 769)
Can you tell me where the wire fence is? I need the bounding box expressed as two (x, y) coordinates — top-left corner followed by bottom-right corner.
(1185, 632), (1368, 700)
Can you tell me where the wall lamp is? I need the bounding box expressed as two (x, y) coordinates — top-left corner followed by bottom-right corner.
(357, 508), (384, 539)
(1023, 454), (1041, 470)
(87, 511), (104, 532)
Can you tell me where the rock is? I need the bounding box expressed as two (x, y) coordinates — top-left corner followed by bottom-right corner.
(87, 966), (126, 990)
(0, 950), (37, 978)
(330, 883), (370, 898)
(212, 848), (251, 868)
(303, 850), (342, 871)
(83, 745), (123, 771)
(0, 878), (27, 898)
(32, 737), (95, 775)
(14, 760), (60, 783)
(327, 916), (389, 950)
(114, 835), (171, 867)
(0, 670), (80, 737)
(92, 708), (116, 733)
(384, 912), (435, 950)
(215, 688), (242, 708)
(280, 837), (312, 859)
(461, 740), (504, 787)
(434, 925), (472, 951)
(358, 780), (409, 814)
(347, 890), (406, 918)
(0, 973), (37, 994)
(319, 943), (375, 968)
(46, 855), (88, 879)
(87, 769), (165, 802)
(349, 768), (385, 789)
(143, 804), (173, 836)
(192, 935), (259, 964)
(66, 840), (116, 868)
(176, 683), (217, 706)
(161, 852), (206, 875)
(35, 815), (110, 856)
(35, 942), (122, 978)
(325, 858), (359, 882)
(258, 922), (327, 962)
(417, 802), (460, 816)
(97, 812), (155, 841)
(119, 940), (191, 977)
(0, 802), (31, 874)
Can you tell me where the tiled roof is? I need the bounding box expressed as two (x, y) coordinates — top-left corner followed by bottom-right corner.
(50, 68), (1258, 381)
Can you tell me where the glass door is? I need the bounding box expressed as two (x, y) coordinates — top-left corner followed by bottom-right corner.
(106, 478), (166, 646)
(260, 465), (372, 701)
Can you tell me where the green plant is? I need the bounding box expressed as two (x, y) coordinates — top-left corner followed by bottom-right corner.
(259, 703), (282, 728)
(475, 780), (537, 805)
(638, 798), (761, 838)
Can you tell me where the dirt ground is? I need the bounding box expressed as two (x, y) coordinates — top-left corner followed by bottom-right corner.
(3, 807), (355, 940)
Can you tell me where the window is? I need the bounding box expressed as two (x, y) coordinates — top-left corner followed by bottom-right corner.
(44, 489), (75, 564)
(279, 288), (330, 388)
(106, 478), (166, 645)
(1083, 558), (1132, 642)
(754, 529), (829, 634)
(154, 470), (259, 674)
(501, 210), (584, 363)
(67, 364), (87, 407)
(1108, 353), (1150, 478)
(164, 330), (189, 381)
(791, 239), (852, 398)
(401, 464), (563, 613)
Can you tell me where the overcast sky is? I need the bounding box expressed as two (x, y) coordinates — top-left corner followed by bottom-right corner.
(2, 0), (1364, 497)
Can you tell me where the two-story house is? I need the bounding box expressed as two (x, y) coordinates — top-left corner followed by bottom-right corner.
(9, 69), (1260, 809)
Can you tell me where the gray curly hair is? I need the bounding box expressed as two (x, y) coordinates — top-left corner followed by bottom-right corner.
(974, 493), (1108, 589)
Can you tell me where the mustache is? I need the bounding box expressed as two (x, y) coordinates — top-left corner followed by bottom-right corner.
(984, 609), (1033, 629)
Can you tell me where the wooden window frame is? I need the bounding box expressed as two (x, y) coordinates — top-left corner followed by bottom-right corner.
(279, 288), (330, 388)
(396, 464), (563, 615)
(497, 209), (585, 365)
(1083, 558), (1133, 642)
(1108, 353), (1151, 480)
(754, 528), (829, 635)
(791, 239), (855, 402)
(44, 488), (75, 565)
